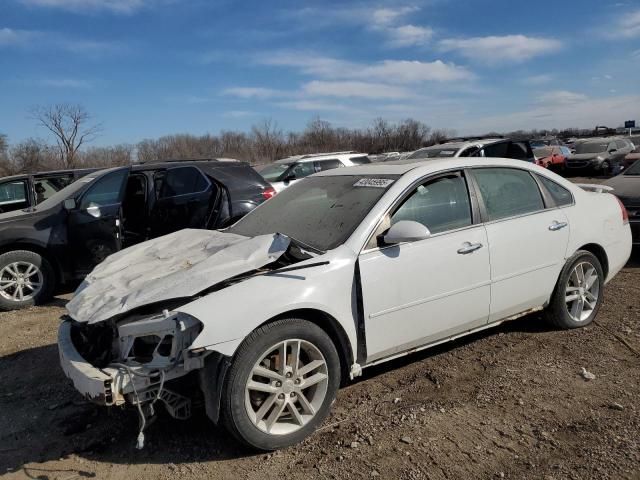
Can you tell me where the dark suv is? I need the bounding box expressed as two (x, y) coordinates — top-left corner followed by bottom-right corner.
(0, 168), (97, 214)
(0, 159), (275, 310)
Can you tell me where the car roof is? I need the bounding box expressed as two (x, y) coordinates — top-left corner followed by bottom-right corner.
(313, 156), (539, 177)
(0, 168), (96, 182)
(416, 138), (506, 153)
(275, 152), (365, 164)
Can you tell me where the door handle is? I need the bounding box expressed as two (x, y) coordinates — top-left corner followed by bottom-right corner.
(548, 221), (568, 231)
(457, 242), (483, 254)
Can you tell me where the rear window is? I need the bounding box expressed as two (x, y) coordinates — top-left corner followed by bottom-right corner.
(160, 167), (209, 197)
(349, 156), (371, 165)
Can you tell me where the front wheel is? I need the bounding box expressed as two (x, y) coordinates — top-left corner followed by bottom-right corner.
(0, 250), (55, 311)
(221, 318), (341, 450)
(545, 250), (604, 329)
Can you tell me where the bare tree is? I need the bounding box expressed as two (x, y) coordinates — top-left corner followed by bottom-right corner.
(10, 138), (59, 173)
(31, 104), (102, 169)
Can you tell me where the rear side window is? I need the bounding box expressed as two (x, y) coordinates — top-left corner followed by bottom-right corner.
(481, 142), (509, 158)
(161, 167), (208, 197)
(472, 168), (544, 221)
(315, 159), (344, 171)
(391, 174), (472, 234)
(536, 175), (573, 207)
(0, 180), (29, 211)
(349, 156), (371, 165)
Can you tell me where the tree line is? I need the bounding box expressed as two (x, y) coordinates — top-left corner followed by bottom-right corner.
(0, 102), (607, 176)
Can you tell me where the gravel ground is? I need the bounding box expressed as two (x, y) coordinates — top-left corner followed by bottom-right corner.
(0, 177), (639, 480)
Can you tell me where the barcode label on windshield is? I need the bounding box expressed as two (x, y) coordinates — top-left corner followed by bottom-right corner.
(354, 178), (394, 188)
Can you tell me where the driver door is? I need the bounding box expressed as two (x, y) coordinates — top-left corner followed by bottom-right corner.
(67, 168), (129, 275)
(359, 171), (491, 362)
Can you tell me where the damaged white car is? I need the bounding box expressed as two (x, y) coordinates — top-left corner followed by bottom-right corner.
(58, 158), (632, 450)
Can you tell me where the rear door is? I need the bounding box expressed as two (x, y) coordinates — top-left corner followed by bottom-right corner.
(469, 167), (570, 322)
(149, 165), (217, 237)
(67, 167), (129, 274)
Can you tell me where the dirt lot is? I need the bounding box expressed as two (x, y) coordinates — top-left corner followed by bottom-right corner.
(1, 179), (639, 480)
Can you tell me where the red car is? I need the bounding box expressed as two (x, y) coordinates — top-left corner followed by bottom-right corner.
(533, 146), (571, 172)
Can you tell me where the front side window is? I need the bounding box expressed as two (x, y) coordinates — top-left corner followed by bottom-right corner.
(0, 180), (29, 211)
(316, 159), (344, 171)
(288, 162), (316, 179)
(391, 174), (472, 235)
(537, 175), (573, 207)
(161, 167), (208, 198)
(481, 142), (509, 158)
(80, 170), (128, 209)
(472, 168), (544, 221)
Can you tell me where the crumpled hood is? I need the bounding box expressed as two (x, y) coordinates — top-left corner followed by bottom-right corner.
(66, 229), (290, 324)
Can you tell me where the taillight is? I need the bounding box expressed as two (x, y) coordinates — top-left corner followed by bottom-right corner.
(615, 196), (629, 225)
(262, 186), (276, 200)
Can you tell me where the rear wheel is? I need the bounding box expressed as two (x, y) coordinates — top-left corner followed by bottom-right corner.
(600, 160), (611, 176)
(221, 318), (341, 450)
(0, 250), (55, 311)
(545, 250), (604, 329)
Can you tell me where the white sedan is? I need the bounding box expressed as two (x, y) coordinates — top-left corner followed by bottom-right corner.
(58, 157), (632, 450)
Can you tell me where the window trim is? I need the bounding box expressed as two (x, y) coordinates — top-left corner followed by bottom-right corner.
(157, 165), (211, 199)
(360, 168), (481, 254)
(467, 166), (550, 225)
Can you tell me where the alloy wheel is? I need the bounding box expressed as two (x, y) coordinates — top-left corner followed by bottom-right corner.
(0, 261), (43, 302)
(565, 261), (600, 322)
(245, 339), (329, 435)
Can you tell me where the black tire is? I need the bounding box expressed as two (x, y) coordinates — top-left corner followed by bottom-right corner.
(0, 250), (55, 311)
(545, 250), (604, 329)
(221, 318), (341, 450)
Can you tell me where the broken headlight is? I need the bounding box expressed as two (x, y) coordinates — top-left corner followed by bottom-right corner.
(117, 311), (202, 369)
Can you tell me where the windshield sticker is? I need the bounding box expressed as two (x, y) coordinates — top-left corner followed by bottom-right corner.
(354, 178), (395, 188)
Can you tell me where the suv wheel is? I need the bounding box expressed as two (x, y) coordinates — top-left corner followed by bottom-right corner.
(0, 250), (55, 311)
(221, 318), (341, 450)
(600, 160), (611, 176)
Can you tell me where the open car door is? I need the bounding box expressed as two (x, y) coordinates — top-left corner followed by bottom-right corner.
(67, 167), (130, 275)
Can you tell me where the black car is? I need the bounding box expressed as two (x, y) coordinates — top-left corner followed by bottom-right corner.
(0, 168), (97, 214)
(0, 159), (275, 310)
(604, 160), (640, 245)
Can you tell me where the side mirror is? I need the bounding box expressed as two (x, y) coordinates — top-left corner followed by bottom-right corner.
(86, 204), (101, 218)
(63, 198), (76, 210)
(382, 220), (431, 245)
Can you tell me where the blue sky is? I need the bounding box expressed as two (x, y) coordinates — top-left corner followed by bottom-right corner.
(1, 0), (639, 146)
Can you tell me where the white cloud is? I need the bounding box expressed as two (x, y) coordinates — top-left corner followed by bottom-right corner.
(18, 0), (149, 14)
(537, 90), (588, 105)
(0, 27), (38, 46)
(302, 80), (413, 99)
(468, 94), (640, 132)
(222, 87), (287, 99)
(385, 24), (434, 47)
(439, 35), (562, 63)
(40, 78), (92, 88)
(223, 110), (257, 118)
(275, 100), (351, 112)
(371, 7), (418, 27)
(613, 9), (640, 38)
(259, 53), (473, 83)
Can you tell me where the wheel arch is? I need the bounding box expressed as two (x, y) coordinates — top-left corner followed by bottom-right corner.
(576, 243), (609, 279)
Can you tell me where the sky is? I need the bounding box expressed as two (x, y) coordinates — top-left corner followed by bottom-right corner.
(1, 0), (640, 146)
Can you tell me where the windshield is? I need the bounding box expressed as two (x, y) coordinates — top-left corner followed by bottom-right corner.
(533, 147), (553, 158)
(575, 142), (608, 154)
(228, 175), (398, 251)
(408, 147), (458, 160)
(624, 161), (640, 175)
(257, 163), (292, 182)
